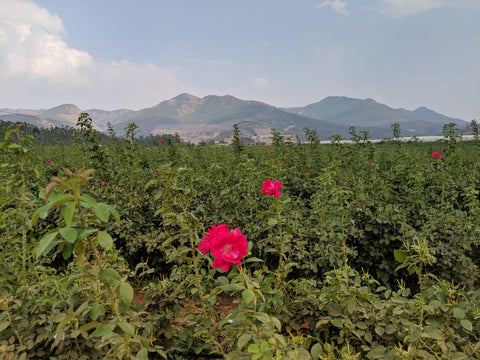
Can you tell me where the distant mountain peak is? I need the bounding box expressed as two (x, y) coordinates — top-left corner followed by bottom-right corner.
(45, 104), (80, 111)
(415, 106), (429, 111)
(169, 93), (201, 102)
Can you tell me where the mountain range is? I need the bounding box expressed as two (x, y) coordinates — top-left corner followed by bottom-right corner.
(0, 94), (467, 143)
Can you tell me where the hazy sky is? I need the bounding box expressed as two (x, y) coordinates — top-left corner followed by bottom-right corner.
(1, 0), (479, 121)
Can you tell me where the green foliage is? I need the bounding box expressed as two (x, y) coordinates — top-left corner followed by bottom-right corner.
(270, 128), (284, 148)
(2, 123), (480, 359)
(232, 124), (245, 154)
(391, 122), (402, 144)
(443, 122), (460, 153)
(471, 119), (479, 144)
(303, 127), (320, 147)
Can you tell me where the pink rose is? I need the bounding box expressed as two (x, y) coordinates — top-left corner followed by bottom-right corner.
(262, 179), (283, 197)
(210, 228), (248, 272)
(197, 224), (229, 255)
(431, 152), (443, 158)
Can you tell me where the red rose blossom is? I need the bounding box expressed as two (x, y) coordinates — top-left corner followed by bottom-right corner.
(210, 228), (248, 271)
(261, 179), (283, 197)
(198, 225), (248, 272)
(197, 224), (229, 255)
(431, 152), (443, 158)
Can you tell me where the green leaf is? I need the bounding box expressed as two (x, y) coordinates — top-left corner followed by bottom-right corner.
(97, 231), (113, 250)
(135, 348), (149, 360)
(247, 344), (260, 353)
(365, 331), (373, 343)
(460, 319), (472, 331)
(366, 346), (387, 359)
(50, 194), (75, 207)
(352, 328), (365, 339)
(374, 326), (384, 336)
(95, 203), (110, 222)
(77, 229), (98, 241)
(394, 249), (408, 263)
(89, 304), (104, 321)
(271, 316), (281, 331)
(267, 217), (278, 226)
(451, 352), (469, 360)
(242, 289), (255, 306)
(106, 204), (120, 222)
(118, 282), (134, 307)
(30, 208), (40, 227)
(326, 302), (343, 317)
(384, 324), (397, 334)
(78, 321), (100, 333)
(330, 318), (344, 328)
(118, 321), (135, 336)
(221, 283), (246, 292)
(36, 231), (59, 258)
(237, 334), (252, 349)
(38, 203), (53, 220)
(310, 343), (323, 359)
(62, 242), (74, 259)
(59, 227), (79, 243)
(63, 201), (75, 227)
(88, 323), (116, 338)
(144, 179), (157, 190)
(273, 333), (287, 347)
(0, 321), (10, 332)
(253, 312), (271, 324)
(99, 268), (121, 285)
(79, 194), (98, 207)
(453, 307), (465, 320)
(422, 326), (444, 340)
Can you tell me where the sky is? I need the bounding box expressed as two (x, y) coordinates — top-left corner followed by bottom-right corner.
(0, 0), (479, 121)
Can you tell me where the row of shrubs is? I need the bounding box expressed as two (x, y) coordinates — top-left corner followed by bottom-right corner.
(0, 122), (479, 359)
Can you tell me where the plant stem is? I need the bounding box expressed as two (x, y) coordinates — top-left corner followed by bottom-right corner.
(274, 198), (284, 287)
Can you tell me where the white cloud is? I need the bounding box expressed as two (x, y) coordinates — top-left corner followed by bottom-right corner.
(317, 0), (350, 16)
(379, 0), (444, 16)
(0, 0), (179, 109)
(0, 0), (92, 82)
(377, 0), (480, 17)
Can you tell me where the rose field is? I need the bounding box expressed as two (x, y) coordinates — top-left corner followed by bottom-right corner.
(1, 119), (480, 359)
